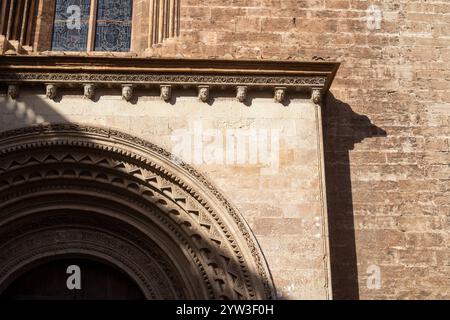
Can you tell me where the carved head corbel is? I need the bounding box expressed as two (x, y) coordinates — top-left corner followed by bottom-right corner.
(160, 85), (172, 102)
(236, 86), (247, 103)
(83, 84), (96, 100)
(198, 86), (210, 103)
(122, 85), (134, 102)
(274, 87), (286, 103)
(311, 89), (322, 105)
(7, 84), (19, 99)
(45, 84), (58, 100)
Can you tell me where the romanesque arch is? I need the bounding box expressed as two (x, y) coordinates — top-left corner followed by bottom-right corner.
(0, 123), (275, 300)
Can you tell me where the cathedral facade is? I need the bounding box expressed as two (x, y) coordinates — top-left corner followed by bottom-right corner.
(0, 0), (448, 300)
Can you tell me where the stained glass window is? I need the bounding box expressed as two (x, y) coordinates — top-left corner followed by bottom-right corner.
(51, 0), (132, 52)
(94, 0), (132, 52)
(51, 0), (91, 51)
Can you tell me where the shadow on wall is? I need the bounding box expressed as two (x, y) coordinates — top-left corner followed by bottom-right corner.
(322, 93), (387, 300)
(0, 86), (276, 300)
(0, 85), (388, 300)
(0, 86), (68, 130)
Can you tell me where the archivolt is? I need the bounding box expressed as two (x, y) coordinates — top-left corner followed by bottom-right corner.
(0, 124), (275, 300)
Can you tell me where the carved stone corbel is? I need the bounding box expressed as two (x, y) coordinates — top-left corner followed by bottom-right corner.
(45, 84), (58, 100)
(311, 88), (322, 105)
(198, 85), (210, 102)
(7, 84), (19, 99)
(160, 85), (172, 102)
(236, 86), (247, 103)
(274, 87), (286, 103)
(122, 84), (134, 101)
(83, 84), (96, 100)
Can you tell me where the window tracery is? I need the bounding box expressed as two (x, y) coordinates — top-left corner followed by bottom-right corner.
(51, 0), (132, 52)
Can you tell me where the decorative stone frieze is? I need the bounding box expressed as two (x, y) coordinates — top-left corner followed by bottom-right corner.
(0, 56), (340, 104)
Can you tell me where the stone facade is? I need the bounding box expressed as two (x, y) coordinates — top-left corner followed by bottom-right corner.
(148, 0), (449, 300)
(0, 0), (449, 300)
(0, 84), (332, 299)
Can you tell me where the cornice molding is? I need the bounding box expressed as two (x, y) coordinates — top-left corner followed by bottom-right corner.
(0, 56), (340, 94)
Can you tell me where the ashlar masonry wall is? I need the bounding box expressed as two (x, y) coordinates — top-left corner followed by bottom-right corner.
(0, 87), (332, 299)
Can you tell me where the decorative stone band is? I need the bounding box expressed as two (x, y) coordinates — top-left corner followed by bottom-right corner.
(0, 72), (327, 88)
(0, 55), (339, 87)
(0, 56), (340, 102)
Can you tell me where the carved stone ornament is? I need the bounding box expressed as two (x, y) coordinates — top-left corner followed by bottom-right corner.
(312, 88), (322, 105)
(0, 56), (340, 102)
(236, 86), (247, 103)
(198, 85), (209, 102)
(83, 84), (96, 100)
(160, 85), (172, 102)
(122, 84), (133, 101)
(0, 124), (277, 300)
(45, 84), (57, 99)
(1, 72), (328, 88)
(274, 87), (286, 103)
(7, 84), (18, 99)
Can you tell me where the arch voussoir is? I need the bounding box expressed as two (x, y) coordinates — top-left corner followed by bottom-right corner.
(0, 124), (276, 300)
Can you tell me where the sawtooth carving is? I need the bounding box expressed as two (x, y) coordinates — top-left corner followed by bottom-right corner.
(0, 124), (276, 300)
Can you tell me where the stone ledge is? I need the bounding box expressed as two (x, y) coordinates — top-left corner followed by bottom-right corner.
(0, 56), (340, 101)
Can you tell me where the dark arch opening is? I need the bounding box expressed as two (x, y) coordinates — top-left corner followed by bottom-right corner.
(1, 257), (145, 300)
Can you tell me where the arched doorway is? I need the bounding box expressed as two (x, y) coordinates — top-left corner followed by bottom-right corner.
(1, 257), (145, 300)
(0, 124), (275, 300)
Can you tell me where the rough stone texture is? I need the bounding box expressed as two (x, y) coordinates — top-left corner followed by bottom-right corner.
(146, 0), (450, 299)
(1, 0), (449, 300)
